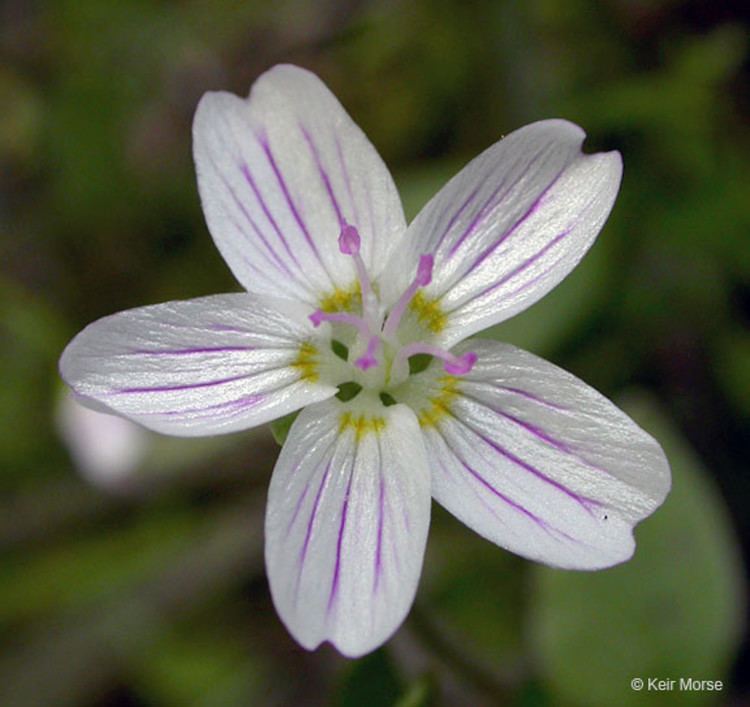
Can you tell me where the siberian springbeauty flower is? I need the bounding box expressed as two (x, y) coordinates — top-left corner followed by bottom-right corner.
(60, 64), (671, 657)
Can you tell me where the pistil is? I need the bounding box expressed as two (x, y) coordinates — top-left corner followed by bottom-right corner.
(316, 231), (478, 388)
(354, 336), (381, 371)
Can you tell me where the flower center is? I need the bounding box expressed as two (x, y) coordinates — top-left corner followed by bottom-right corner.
(309, 224), (477, 389)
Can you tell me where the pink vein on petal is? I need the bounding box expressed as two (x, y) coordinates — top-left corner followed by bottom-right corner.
(113, 372), (256, 394)
(464, 164), (567, 275)
(328, 455), (356, 613)
(254, 131), (327, 270)
(128, 345), (256, 356)
(299, 124), (345, 226)
(441, 432), (579, 543)
(239, 161), (304, 271)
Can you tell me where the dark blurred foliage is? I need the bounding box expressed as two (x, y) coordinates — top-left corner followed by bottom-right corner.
(1, 1), (748, 705)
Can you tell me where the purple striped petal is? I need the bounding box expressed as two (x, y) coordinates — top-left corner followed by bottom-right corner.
(193, 65), (407, 305)
(386, 120), (622, 346)
(59, 293), (337, 436)
(265, 398), (430, 657)
(399, 339), (670, 569)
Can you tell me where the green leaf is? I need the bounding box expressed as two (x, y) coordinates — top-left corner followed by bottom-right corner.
(528, 393), (744, 707)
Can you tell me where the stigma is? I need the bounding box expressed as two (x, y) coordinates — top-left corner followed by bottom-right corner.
(309, 224), (477, 385)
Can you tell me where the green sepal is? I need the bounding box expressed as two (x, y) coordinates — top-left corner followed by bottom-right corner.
(269, 410), (300, 446)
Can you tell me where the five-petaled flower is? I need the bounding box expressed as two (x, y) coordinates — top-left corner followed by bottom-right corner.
(60, 64), (671, 657)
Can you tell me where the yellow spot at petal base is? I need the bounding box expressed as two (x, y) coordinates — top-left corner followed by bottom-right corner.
(339, 411), (386, 440)
(418, 375), (459, 428)
(293, 341), (319, 382)
(320, 284), (361, 313)
(410, 291), (447, 333)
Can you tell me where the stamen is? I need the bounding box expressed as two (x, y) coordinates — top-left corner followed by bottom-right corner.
(393, 342), (477, 376)
(338, 224), (360, 254)
(338, 223), (377, 327)
(382, 254), (434, 340)
(354, 336), (381, 371)
(309, 309), (370, 339)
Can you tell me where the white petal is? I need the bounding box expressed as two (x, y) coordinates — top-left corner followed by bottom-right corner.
(59, 294), (337, 436)
(265, 397), (431, 657)
(400, 340), (669, 569)
(391, 120), (622, 345)
(194, 64), (406, 305)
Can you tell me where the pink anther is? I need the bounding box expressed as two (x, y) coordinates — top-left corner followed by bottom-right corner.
(338, 224), (361, 255)
(393, 342), (477, 377)
(415, 254), (434, 287)
(443, 351), (478, 375)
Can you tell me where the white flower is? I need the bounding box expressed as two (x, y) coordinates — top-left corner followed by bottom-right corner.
(60, 64), (671, 657)
(56, 391), (151, 490)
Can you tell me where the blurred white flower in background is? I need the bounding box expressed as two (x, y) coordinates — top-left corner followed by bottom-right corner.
(56, 391), (152, 491)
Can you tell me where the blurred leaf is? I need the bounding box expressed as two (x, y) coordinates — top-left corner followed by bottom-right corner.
(0, 502), (262, 707)
(569, 27), (746, 175)
(528, 393), (744, 707)
(0, 511), (197, 622)
(0, 281), (68, 477)
(336, 649), (402, 707)
(133, 624), (266, 707)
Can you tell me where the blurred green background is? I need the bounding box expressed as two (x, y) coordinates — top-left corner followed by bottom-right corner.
(1, 0), (749, 705)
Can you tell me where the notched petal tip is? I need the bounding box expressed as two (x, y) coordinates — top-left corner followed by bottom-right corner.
(191, 89), (241, 142)
(251, 62), (321, 90)
(518, 117), (587, 147)
(421, 339), (672, 572)
(400, 116), (627, 346)
(192, 61), (406, 304)
(600, 148), (624, 189)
